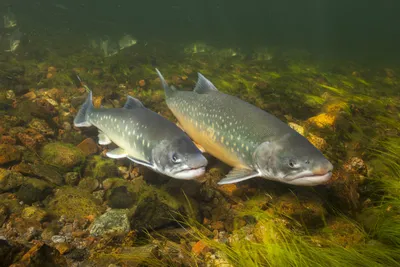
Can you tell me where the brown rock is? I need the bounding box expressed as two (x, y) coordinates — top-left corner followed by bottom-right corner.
(307, 134), (328, 151)
(191, 240), (208, 255)
(0, 136), (17, 145)
(22, 91), (37, 100)
(17, 129), (46, 150)
(0, 144), (21, 165)
(77, 138), (98, 156)
(55, 243), (71, 255)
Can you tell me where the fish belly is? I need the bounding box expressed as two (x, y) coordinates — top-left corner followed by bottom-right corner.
(174, 112), (246, 168)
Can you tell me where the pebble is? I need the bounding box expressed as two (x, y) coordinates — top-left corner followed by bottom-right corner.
(51, 235), (66, 243)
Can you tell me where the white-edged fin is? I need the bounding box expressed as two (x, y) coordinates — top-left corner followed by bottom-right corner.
(127, 156), (155, 169)
(124, 96), (144, 109)
(73, 91), (94, 127)
(155, 68), (176, 98)
(98, 132), (112, 145)
(106, 147), (128, 159)
(194, 73), (219, 94)
(217, 168), (260, 185)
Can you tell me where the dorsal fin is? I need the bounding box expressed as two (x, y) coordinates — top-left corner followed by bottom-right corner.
(123, 96), (144, 109)
(194, 73), (219, 94)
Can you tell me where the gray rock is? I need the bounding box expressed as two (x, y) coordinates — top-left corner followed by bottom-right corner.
(51, 235), (66, 243)
(90, 209), (130, 237)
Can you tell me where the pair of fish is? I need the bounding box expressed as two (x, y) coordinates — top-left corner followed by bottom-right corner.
(74, 69), (333, 186)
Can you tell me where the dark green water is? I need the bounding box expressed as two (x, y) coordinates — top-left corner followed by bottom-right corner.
(3, 0), (400, 65)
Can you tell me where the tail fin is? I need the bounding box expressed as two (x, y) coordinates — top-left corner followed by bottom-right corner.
(155, 68), (176, 98)
(73, 91), (94, 127)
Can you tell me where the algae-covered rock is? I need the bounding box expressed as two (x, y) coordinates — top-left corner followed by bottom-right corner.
(28, 118), (55, 136)
(41, 142), (85, 171)
(0, 168), (25, 192)
(273, 192), (327, 227)
(90, 209), (130, 237)
(130, 184), (197, 231)
(84, 155), (119, 181)
(46, 186), (104, 221)
(16, 178), (53, 204)
(64, 172), (80, 186)
(21, 206), (48, 222)
(78, 177), (99, 192)
(0, 144), (21, 165)
(107, 186), (135, 209)
(31, 163), (64, 185)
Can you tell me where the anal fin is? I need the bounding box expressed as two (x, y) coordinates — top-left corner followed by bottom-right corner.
(106, 147), (128, 159)
(217, 168), (260, 185)
(98, 131), (112, 145)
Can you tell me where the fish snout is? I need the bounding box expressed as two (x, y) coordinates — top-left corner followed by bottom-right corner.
(190, 153), (208, 169)
(312, 159), (333, 175)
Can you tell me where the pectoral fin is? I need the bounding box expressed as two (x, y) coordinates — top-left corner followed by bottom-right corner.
(217, 168), (260, 185)
(98, 131), (112, 145)
(106, 147), (128, 158)
(127, 156), (155, 169)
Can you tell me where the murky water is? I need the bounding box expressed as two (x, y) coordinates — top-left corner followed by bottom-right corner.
(0, 1), (399, 267)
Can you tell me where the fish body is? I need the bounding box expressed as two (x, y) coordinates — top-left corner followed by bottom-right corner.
(73, 91), (207, 179)
(156, 69), (333, 186)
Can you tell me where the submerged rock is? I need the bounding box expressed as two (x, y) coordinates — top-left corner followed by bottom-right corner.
(46, 186), (104, 221)
(21, 206), (48, 222)
(28, 118), (55, 136)
(41, 142), (85, 172)
(0, 168), (25, 192)
(130, 184), (196, 231)
(107, 186), (135, 209)
(89, 209), (130, 237)
(16, 178), (53, 204)
(10, 242), (67, 267)
(84, 155), (119, 181)
(77, 138), (98, 156)
(0, 144), (21, 165)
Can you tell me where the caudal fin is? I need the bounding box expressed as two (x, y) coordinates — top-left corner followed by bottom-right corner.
(155, 68), (176, 98)
(73, 91), (94, 127)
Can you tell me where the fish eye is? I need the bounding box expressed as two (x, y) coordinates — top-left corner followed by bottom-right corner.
(305, 159), (310, 164)
(171, 153), (182, 163)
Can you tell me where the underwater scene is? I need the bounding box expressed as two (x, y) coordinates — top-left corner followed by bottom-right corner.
(0, 1), (400, 266)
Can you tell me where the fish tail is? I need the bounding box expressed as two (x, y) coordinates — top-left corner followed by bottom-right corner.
(73, 91), (94, 127)
(155, 68), (176, 98)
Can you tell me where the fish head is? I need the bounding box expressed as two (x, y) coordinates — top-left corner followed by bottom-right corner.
(152, 137), (208, 179)
(254, 134), (333, 186)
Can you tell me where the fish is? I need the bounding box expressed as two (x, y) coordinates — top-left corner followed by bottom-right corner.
(73, 90), (208, 179)
(155, 69), (333, 186)
(118, 34), (137, 50)
(3, 8), (17, 29)
(5, 28), (21, 53)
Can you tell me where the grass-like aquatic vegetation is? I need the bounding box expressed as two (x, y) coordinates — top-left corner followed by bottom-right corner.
(144, 194), (400, 267)
(369, 138), (400, 178)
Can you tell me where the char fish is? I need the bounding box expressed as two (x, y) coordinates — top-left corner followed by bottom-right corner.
(74, 90), (207, 179)
(156, 69), (333, 186)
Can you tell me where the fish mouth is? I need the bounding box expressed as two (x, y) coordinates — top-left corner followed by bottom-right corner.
(173, 166), (206, 179)
(287, 171), (332, 186)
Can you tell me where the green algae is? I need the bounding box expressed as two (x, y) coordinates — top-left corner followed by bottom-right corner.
(41, 142), (85, 172)
(46, 186), (104, 220)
